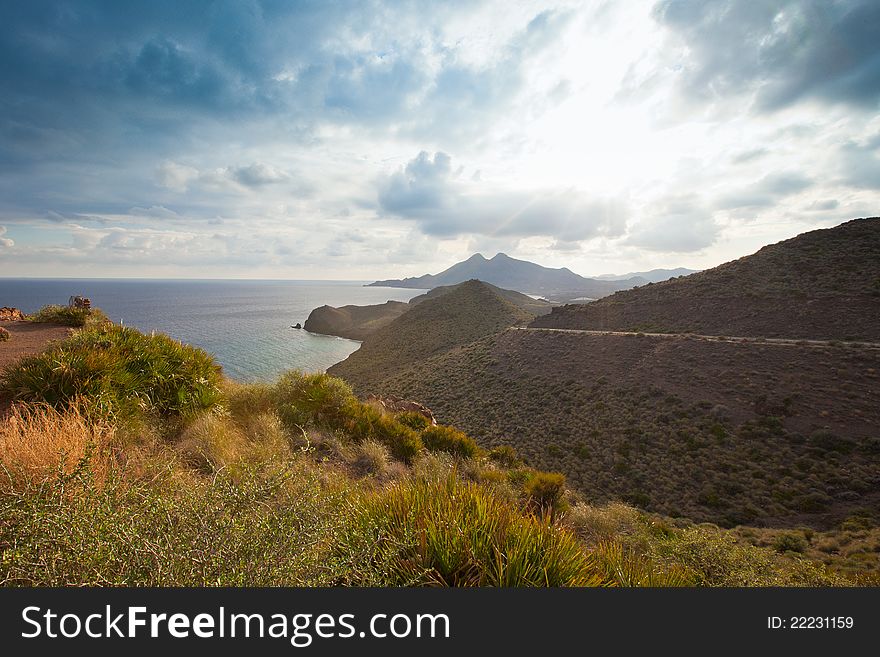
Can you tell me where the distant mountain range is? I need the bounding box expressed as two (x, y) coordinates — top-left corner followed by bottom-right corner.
(367, 252), (685, 301)
(596, 267), (698, 283)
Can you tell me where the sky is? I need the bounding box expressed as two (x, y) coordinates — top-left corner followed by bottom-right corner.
(0, 0), (878, 280)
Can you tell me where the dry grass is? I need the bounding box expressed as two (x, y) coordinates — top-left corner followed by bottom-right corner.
(0, 403), (116, 487)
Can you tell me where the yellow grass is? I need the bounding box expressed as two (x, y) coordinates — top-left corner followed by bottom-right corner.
(0, 403), (116, 487)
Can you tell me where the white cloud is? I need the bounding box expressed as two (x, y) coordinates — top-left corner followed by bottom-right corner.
(0, 225), (13, 248)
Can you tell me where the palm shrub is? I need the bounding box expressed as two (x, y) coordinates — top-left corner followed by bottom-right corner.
(28, 304), (108, 327)
(395, 411), (431, 431)
(334, 476), (605, 586)
(0, 324), (222, 420)
(337, 401), (423, 463)
(421, 425), (480, 458)
(273, 371), (356, 430)
(523, 471), (568, 518)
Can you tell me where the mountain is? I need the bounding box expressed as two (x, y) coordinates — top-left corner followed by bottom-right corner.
(305, 282), (552, 341)
(328, 218), (880, 530)
(303, 300), (410, 341)
(367, 252), (640, 300)
(328, 280), (534, 384)
(533, 218), (880, 341)
(596, 267), (698, 283)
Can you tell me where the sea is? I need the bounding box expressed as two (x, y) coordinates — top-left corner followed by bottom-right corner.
(0, 279), (426, 381)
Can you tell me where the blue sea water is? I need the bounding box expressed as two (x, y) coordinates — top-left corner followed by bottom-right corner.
(0, 279), (426, 381)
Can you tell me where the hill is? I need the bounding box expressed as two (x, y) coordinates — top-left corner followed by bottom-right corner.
(596, 267), (698, 282)
(327, 219), (880, 538)
(303, 300), (410, 341)
(368, 252), (639, 300)
(328, 280), (534, 383)
(306, 282), (552, 341)
(533, 218), (880, 341)
(362, 329), (879, 530)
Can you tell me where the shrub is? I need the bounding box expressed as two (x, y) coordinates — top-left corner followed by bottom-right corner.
(773, 532), (808, 554)
(373, 415), (423, 463)
(395, 411), (431, 432)
(592, 541), (691, 587)
(225, 381), (275, 424)
(273, 371), (356, 431)
(523, 471), (568, 518)
(0, 324), (222, 421)
(0, 327), (9, 342)
(422, 425), (480, 458)
(334, 400), (422, 463)
(176, 412), (250, 473)
(649, 526), (841, 586)
(488, 444), (521, 467)
(334, 476), (604, 586)
(28, 304), (108, 327)
(352, 440), (390, 477)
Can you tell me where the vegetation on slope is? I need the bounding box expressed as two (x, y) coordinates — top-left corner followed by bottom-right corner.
(305, 281), (551, 341)
(329, 280), (534, 383)
(363, 330), (880, 542)
(27, 304), (108, 328)
(0, 313), (851, 586)
(533, 218), (880, 341)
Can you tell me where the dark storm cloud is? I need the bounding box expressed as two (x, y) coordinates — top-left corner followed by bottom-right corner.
(378, 151), (629, 242)
(649, 0), (880, 111)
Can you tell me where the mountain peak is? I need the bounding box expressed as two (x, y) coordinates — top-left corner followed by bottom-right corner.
(490, 252), (511, 261)
(467, 253), (488, 261)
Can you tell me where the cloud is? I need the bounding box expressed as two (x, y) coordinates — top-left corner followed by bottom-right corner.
(229, 163), (289, 187)
(156, 161), (199, 192)
(156, 160), (291, 193)
(378, 151), (629, 243)
(627, 195), (719, 252)
(644, 0), (880, 112)
(0, 225), (13, 248)
(715, 172), (813, 210)
(128, 205), (179, 219)
(837, 133), (880, 190)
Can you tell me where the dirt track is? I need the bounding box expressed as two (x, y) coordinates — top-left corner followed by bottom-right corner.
(0, 321), (71, 372)
(513, 326), (880, 350)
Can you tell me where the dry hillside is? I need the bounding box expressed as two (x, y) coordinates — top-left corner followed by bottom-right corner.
(370, 329), (879, 529)
(533, 218), (880, 341)
(328, 280), (533, 383)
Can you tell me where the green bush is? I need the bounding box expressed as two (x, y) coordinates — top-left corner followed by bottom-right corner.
(28, 304), (108, 327)
(273, 371), (356, 430)
(334, 400), (423, 463)
(395, 411), (431, 432)
(523, 471), (568, 518)
(333, 476), (604, 586)
(373, 415), (423, 463)
(0, 323), (222, 420)
(422, 425), (480, 458)
(488, 445), (521, 467)
(773, 532), (808, 554)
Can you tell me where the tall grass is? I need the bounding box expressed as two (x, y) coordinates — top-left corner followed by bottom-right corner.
(421, 425), (481, 458)
(0, 403), (116, 488)
(333, 476), (606, 586)
(0, 460), (352, 586)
